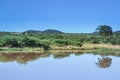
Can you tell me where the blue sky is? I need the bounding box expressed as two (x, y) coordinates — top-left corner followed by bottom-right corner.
(0, 0), (120, 33)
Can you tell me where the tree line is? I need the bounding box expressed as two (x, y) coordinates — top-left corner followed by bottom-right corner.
(0, 25), (120, 50)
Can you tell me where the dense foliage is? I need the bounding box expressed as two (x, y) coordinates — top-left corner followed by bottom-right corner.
(0, 26), (120, 50)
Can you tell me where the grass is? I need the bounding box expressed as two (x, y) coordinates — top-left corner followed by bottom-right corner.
(0, 47), (44, 52)
(0, 44), (120, 54)
(82, 44), (120, 49)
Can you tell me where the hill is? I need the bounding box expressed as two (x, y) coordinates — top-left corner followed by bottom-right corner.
(23, 30), (42, 34)
(24, 29), (63, 34)
(42, 29), (63, 34)
(114, 30), (120, 35)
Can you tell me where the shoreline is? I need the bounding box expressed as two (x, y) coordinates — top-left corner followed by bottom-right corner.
(0, 44), (120, 54)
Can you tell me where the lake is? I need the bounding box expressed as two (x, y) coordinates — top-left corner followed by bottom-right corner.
(0, 52), (120, 80)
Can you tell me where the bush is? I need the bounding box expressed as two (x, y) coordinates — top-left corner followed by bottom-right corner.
(22, 37), (37, 47)
(0, 38), (6, 47)
(54, 39), (71, 46)
(4, 37), (21, 47)
(74, 42), (83, 47)
(22, 37), (50, 50)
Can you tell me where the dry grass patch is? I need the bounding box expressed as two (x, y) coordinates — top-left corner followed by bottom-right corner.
(82, 44), (120, 49)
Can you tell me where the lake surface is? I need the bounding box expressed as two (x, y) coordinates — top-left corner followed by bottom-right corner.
(0, 52), (120, 80)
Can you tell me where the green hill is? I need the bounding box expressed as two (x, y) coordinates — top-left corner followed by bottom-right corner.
(114, 30), (120, 35)
(24, 29), (63, 34)
(24, 30), (42, 34)
(42, 29), (63, 34)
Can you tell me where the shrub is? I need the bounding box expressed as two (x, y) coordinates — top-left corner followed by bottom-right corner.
(54, 39), (71, 46)
(22, 37), (37, 47)
(74, 42), (83, 47)
(4, 37), (20, 47)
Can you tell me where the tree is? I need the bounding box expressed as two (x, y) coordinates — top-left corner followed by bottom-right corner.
(54, 39), (71, 46)
(96, 25), (113, 41)
(22, 37), (37, 47)
(5, 37), (20, 47)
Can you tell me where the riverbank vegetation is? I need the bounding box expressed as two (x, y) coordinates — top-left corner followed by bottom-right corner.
(0, 25), (120, 52)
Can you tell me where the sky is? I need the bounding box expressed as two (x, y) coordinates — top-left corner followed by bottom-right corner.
(0, 0), (120, 33)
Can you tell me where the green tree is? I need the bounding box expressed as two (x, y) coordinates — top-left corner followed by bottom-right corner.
(5, 37), (20, 47)
(22, 37), (37, 47)
(54, 39), (71, 46)
(96, 25), (113, 41)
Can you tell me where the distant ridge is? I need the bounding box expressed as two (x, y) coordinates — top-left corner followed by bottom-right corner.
(24, 30), (42, 33)
(24, 29), (63, 34)
(1, 29), (120, 34)
(42, 29), (63, 34)
(114, 30), (120, 35)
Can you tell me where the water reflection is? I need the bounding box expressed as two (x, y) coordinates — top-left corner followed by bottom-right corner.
(0, 51), (83, 64)
(53, 52), (71, 59)
(52, 52), (84, 59)
(0, 52), (50, 64)
(0, 51), (117, 69)
(95, 56), (112, 68)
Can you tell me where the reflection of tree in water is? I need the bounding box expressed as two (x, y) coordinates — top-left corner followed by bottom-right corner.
(52, 52), (83, 59)
(0, 52), (50, 64)
(0, 51), (83, 64)
(74, 52), (83, 56)
(53, 52), (71, 59)
(96, 56), (112, 68)
(0, 51), (84, 64)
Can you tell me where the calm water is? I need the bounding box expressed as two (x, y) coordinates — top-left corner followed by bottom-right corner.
(0, 52), (120, 80)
